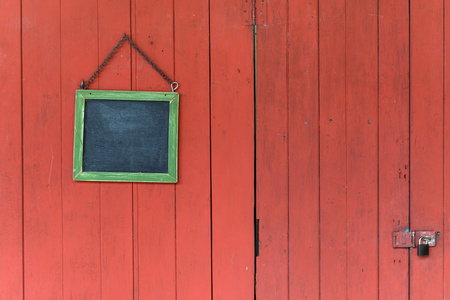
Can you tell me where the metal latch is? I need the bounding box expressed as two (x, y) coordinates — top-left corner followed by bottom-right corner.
(392, 230), (438, 248)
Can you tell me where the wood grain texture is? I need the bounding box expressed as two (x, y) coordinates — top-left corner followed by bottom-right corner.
(445, 2), (450, 298)
(10, 1), (450, 298)
(61, 0), (101, 298)
(345, 0), (379, 298)
(174, 0), (212, 298)
(132, 0), (176, 298)
(378, 1), (410, 299)
(75, 172), (176, 183)
(318, 0), (347, 298)
(97, 1), (134, 298)
(288, 0), (320, 298)
(75, 90), (178, 100)
(0, 0), (23, 298)
(210, 0), (255, 298)
(255, 0), (289, 298)
(410, 1), (444, 299)
(22, 0), (63, 297)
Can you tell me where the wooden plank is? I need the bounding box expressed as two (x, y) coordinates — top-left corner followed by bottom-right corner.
(22, 0), (63, 297)
(210, 0), (254, 298)
(345, 0), (379, 298)
(288, 0), (320, 298)
(98, 183), (133, 299)
(60, 0), (101, 298)
(378, 1), (410, 299)
(97, 2), (133, 298)
(445, 3), (450, 298)
(254, 0), (289, 298)
(132, 0), (176, 298)
(410, 1), (444, 299)
(0, 0), (23, 298)
(173, 0), (211, 298)
(318, 0), (347, 298)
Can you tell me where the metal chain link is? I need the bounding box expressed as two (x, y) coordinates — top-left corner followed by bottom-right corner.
(80, 33), (177, 91)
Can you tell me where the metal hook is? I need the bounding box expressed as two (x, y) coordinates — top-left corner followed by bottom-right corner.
(171, 82), (179, 93)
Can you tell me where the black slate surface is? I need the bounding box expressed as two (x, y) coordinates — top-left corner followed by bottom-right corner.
(82, 99), (169, 174)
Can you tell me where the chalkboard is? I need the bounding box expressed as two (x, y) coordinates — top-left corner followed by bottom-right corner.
(73, 90), (179, 183)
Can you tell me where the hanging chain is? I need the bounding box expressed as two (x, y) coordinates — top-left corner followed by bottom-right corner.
(80, 33), (178, 92)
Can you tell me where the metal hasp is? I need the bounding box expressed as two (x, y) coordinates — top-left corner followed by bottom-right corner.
(392, 230), (437, 248)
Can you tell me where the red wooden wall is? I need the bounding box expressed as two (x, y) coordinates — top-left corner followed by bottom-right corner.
(2, 0), (450, 299)
(0, 0), (254, 299)
(256, 0), (450, 299)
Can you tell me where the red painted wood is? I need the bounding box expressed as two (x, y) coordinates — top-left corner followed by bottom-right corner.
(174, 0), (211, 298)
(98, 184), (133, 299)
(133, 184), (176, 299)
(445, 3), (450, 298)
(132, 0), (176, 298)
(210, 0), (254, 298)
(22, 0), (63, 297)
(318, 0), (347, 298)
(12, 1), (450, 298)
(378, 1), (410, 299)
(345, 0), (379, 298)
(255, 0), (289, 298)
(0, 0), (23, 298)
(288, 0), (320, 298)
(97, 1), (133, 297)
(61, 0), (101, 298)
(410, 1), (444, 299)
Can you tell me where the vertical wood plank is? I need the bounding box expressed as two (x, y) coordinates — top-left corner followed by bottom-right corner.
(22, 0), (63, 297)
(61, 0), (101, 298)
(410, 1), (444, 299)
(210, 0), (255, 298)
(288, 0), (320, 298)
(132, 0), (176, 298)
(378, 1), (410, 299)
(318, 0), (347, 298)
(0, 0), (23, 298)
(255, 0), (289, 298)
(445, 2), (450, 298)
(346, 0), (379, 298)
(97, 1), (133, 298)
(174, 0), (211, 298)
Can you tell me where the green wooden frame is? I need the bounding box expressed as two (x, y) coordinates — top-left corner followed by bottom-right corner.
(73, 90), (179, 183)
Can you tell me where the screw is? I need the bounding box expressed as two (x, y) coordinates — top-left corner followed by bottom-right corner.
(436, 232), (441, 236)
